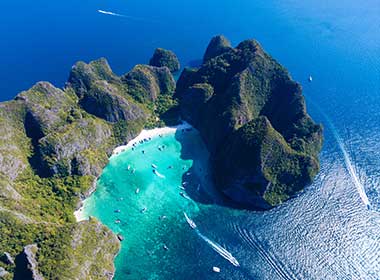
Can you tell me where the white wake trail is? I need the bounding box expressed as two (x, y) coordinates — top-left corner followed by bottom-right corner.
(98, 10), (125, 17)
(196, 230), (240, 267)
(316, 106), (370, 207)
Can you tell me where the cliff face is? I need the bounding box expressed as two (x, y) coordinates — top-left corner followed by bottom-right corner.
(176, 36), (323, 208)
(0, 37), (323, 279)
(0, 57), (175, 279)
(149, 48), (180, 73)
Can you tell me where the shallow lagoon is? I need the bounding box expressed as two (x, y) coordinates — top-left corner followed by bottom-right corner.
(81, 128), (245, 279)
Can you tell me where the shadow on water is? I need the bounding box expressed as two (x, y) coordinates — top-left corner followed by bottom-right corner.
(174, 127), (264, 211)
(174, 127), (215, 206)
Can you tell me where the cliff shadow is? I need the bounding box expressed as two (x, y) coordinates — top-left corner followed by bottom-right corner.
(174, 128), (261, 210)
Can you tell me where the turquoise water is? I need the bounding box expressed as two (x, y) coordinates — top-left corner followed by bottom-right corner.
(82, 129), (244, 279)
(3, 0), (380, 278)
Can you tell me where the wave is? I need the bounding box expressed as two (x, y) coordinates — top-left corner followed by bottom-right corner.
(233, 225), (296, 280)
(196, 229), (240, 267)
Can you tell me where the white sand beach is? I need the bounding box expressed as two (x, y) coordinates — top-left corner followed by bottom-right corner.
(74, 121), (193, 222)
(111, 121), (192, 157)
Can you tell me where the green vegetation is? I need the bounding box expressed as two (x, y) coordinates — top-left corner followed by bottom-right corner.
(0, 54), (178, 278)
(177, 36), (323, 208)
(0, 36), (323, 278)
(149, 48), (180, 72)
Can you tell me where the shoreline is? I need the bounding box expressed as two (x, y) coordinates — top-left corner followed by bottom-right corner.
(74, 121), (192, 222)
(111, 121), (192, 157)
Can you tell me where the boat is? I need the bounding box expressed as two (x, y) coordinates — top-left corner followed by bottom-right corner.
(152, 164), (157, 169)
(180, 192), (191, 200)
(115, 219), (121, 224)
(184, 212), (197, 229)
(308, 75), (313, 82)
(114, 209), (121, 213)
(179, 186), (185, 190)
(117, 234), (124, 241)
(163, 244), (169, 251)
(135, 188), (140, 194)
(152, 169), (165, 178)
(140, 207), (147, 213)
(212, 267), (220, 273)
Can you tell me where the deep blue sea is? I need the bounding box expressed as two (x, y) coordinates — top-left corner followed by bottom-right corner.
(2, 0), (380, 279)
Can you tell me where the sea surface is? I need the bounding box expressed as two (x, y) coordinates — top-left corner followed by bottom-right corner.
(2, 0), (380, 279)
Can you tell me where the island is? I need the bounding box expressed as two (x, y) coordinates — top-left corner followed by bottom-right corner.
(0, 36), (322, 279)
(176, 36), (323, 208)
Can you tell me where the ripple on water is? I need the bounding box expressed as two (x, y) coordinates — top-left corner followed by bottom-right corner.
(81, 125), (380, 279)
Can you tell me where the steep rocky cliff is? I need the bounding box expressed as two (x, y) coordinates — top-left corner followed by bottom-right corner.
(176, 36), (323, 208)
(0, 57), (176, 279)
(0, 37), (323, 279)
(149, 48), (180, 72)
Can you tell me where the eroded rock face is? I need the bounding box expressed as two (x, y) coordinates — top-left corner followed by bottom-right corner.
(68, 218), (120, 280)
(2, 252), (14, 265)
(16, 82), (78, 137)
(68, 59), (147, 123)
(122, 64), (176, 103)
(177, 36), (323, 208)
(0, 54), (178, 279)
(38, 118), (113, 177)
(14, 244), (44, 280)
(0, 267), (8, 278)
(203, 35), (232, 62)
(149, 48), (180, 72)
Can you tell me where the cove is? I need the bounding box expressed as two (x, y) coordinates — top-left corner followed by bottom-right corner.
(78, 125), (242, 279)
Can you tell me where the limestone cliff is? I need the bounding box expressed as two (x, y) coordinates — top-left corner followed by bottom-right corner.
(0, 57), (175, 279)
(176, 36), (323, 208)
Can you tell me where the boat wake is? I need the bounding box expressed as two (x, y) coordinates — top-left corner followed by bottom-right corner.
(97, 9), (154, 22)
(196, 230), (240, 267)
(313, 104), (370, 207)
(98, 10), (125, 17)
(233, 225), (297, 280)
(153, 169), (165, 178)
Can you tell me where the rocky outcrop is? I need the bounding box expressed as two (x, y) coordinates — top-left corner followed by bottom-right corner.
(203, 35), (232, 62)
(1, 252), (14, 265)
(0, 267), (8, 278)
(122, 64), (176, 103)
(68, 59), (147, 123)
(68, 218), (120, 280)
(15, 82), (77, 137)
(177, 36), (323, 208)
(14, 244), (44, 280)
(38, 118), (113, 177)
(0, 55), (177, 280)
(149, 48), (180, 72)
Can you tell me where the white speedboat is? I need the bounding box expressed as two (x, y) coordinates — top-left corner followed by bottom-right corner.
(308, 75), (313, 82)
(180, 192), (191, 200)
(212, 267), (220, 273)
